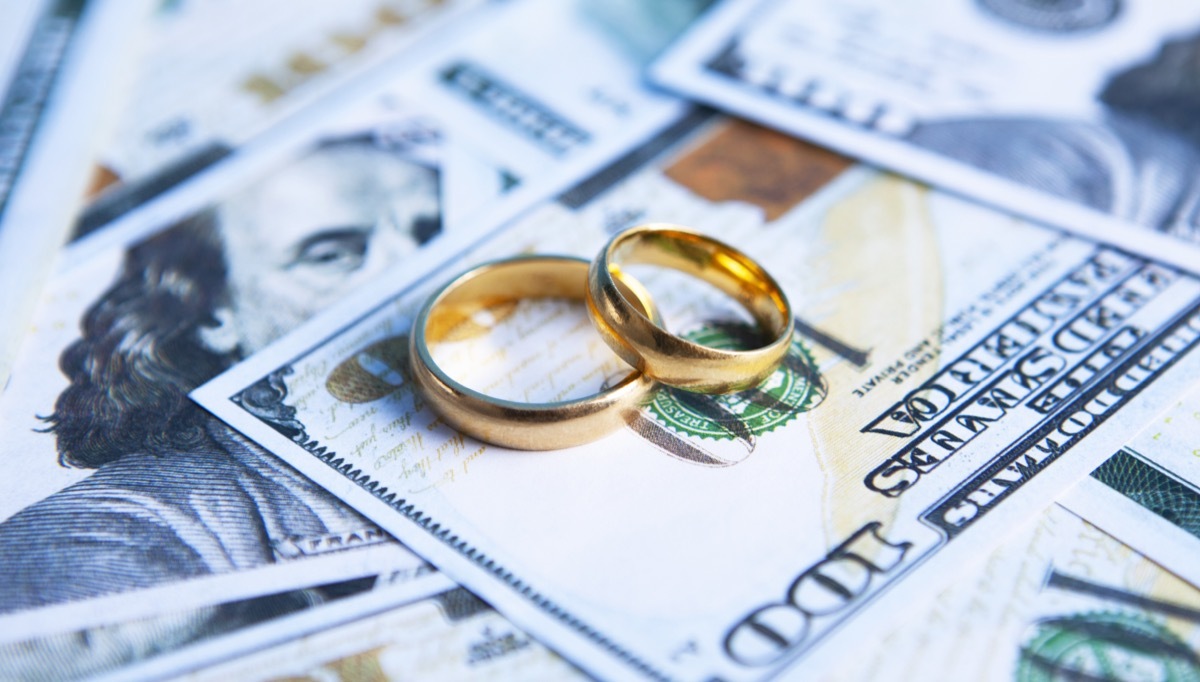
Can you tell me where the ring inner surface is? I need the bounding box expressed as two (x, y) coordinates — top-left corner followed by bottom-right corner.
(610, 230), (789, 344)
(426, 258), (588, 344)
(423, 258), (646, 405)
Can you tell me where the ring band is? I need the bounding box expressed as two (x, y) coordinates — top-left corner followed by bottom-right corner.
(410, 255), (660, 450)
(587, 223), (794, 394)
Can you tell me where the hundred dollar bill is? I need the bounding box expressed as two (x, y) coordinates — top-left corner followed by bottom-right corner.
(178, 584), (580, 682)
(844, 503), (1200, 681)
(78, 0), (484, 234)
(651, 0), (1200, 274)
(195, 111), (1200, 680)
(1059, 386), (1200, 593)
(0, 0), (151, 393)
(0, 0), (698, 675)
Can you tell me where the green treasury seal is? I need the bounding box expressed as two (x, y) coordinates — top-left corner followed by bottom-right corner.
(647, 324), (824, 441)
(1017, 611), (1200, 682)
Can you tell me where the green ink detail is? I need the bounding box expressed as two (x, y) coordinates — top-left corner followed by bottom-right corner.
(1017, 611), (1200, 682)
(1091, 450), (1200, 542)
(647, 325), (823, 440)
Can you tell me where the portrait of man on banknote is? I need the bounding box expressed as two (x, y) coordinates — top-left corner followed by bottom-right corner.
(0, 133), (440, 613)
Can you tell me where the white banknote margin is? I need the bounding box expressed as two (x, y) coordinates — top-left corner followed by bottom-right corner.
(97, 570), (458, 682)
(193, 171), (1200, 679)
(0, 542), (417, 644)
(0, 0), (155, 391)
(1060, 457), (1200, 590)
(649, 0), (1200, 278)
(96, 0), (490, 184)
(1057, 383), (1200, 590)
(0, 2), (40, 97)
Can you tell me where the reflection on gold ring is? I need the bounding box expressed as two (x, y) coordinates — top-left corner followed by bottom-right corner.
(410, 255), (660, 450)
(587, 223), (793, 394)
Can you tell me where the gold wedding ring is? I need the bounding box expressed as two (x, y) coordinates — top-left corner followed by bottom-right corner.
(587, 223), (794, 394)
(410, 255), (659, 450)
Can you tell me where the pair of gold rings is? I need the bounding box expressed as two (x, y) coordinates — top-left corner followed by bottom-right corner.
(409, 224), (794, 450)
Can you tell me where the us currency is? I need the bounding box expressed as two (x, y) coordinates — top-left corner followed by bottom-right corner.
(844, 503), (1200, 681)
(1060, 385), (1200, 593)
(196, 110), (1200, 680)
(651, 0), (1200, 274)
(178, 584), (580, 682)
(0, 0), (151, 393)
(0, 0), (705, 677)
(0, 545), (432, 681)
(78, 0), (485, 237)
(160, 504), (1200, 682)
(0, 5), (41, 96)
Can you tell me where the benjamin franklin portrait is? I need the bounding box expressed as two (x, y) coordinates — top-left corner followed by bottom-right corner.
(0, 134), (440, 613)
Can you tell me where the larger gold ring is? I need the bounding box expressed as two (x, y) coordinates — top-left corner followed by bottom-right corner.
(410, 255), (659, 450)
(587, 223), (794, 394)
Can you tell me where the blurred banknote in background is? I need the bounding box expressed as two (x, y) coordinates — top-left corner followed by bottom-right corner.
(197, 111), (1200, 680)
(76, 0), (484, 236)
(0, 0), (151, 393)
(0, 547), (432, 681)
(1062, 385), (1200, 592)
(845, 502), (1200, 681)
(653, 0), (1200, 272)
(179, 582), (582, 682)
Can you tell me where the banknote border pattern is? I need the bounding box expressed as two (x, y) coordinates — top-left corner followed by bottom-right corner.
(0, 0), (85, 219)
(229, 368), (674, 682)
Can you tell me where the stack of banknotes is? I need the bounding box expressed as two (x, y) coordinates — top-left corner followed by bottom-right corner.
(2, 1), (1200, 679)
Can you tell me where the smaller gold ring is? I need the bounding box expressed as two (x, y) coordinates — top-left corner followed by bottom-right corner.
(410, 255), (660, 450)
(587, 223), (794, 394)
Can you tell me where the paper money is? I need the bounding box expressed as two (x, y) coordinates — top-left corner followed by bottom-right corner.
(651, 0), (1200, 274)
(0, 0), (698, 676)
(0, 5), (41, 96)
(1060, 386), (1200, 592)
(148, 505), (1200, 682)
(178, 584), (580, 682)
(78, 0), (484, 235)
(28, 492), (1187, 682)
(0, 0), (151, 393)
(844, 503), (1200, 681)
(156, 504), (1200, 682)
(196, 111), (1200, 680)
(0, 546), (431, 681)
